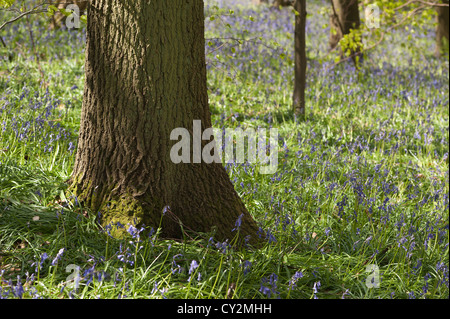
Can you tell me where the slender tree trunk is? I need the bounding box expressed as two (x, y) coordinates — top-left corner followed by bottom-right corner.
(435, 0), (449, 57)
(329, 0), (362, 63)
(293, 0), (307, 118)
(69, 0), (260, 245)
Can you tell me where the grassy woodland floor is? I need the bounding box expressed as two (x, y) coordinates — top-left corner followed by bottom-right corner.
(0, 0), (448, 299)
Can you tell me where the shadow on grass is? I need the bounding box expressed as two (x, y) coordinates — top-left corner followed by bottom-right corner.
(0, 161), (68, 234)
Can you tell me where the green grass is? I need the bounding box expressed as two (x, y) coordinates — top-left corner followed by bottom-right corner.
(0, 1), (448, 299)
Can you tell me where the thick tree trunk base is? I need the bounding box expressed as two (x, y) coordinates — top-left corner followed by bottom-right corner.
(69, 166), (262, 247)
(69, 0), (263, 248)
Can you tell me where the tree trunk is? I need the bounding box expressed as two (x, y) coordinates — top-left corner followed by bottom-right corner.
(293, 0), (307, 118)
(253, 0), (292, 9)
(329, 0), (362, 63)
(273, 0), (293, 8)
(435, 0), (449, 57)
(69, 0), (260, 246)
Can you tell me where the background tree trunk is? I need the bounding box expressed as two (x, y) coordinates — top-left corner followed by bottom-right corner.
(252, 0), (292, 8)
(69, 0), (260, 245)
(293, 0), (307, 118)
(329, 0), (362, 62)
(273, 0), (293, 7)
(435, 0), (449, 57)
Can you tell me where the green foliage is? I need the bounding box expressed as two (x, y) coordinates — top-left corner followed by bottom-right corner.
(0, 0), (15, 8)
(328, 0), (442, 65)
(46, 4), (58, 14)
(340, 28), (363, 57)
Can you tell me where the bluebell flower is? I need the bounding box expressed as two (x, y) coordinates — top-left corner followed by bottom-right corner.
(207, 237), (215, 248)
(171, 254), (183, 274)
(51, 248), (65, 266)
(288, 271), (303, 289)
(162, 205), (171, 216)
(313, 281), (321, 294)
(114, 221), (124, 229)
(259, 285), (272, 298)
(12, 277), (24, 299)
(422, 273), (431, 295)
(187, 260), (200, 282)
(117, 244), (135, 266)
(127, 224), (140, 238)
(232, 214), (244, 232)
(215, 240), (230, 254)
(364, 236), (373, 245)
(35, 252), (49, 271)
(189, 260), (199, 275)
(151, 281), (168, 298)
(341, 289), (350, 299)
(241, 260), (252, 275)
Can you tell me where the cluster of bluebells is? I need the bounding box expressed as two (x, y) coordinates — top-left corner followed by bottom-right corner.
(0, 86), (78, 156)
(115, 224), (146, 267)
(0, 271), (40, 299)
(117, 243), (137, 267)
(204, 0), (448, 299)
(0, 17), (86, 62)
(0, 222), (156, 299)
(150, 281), (168, 299)
(1, 247), (65, 299)
(259, 273), (279, 298)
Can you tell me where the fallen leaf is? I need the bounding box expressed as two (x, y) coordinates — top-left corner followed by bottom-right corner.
(226, 283), (236, 299)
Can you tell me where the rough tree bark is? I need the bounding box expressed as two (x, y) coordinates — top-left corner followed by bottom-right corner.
(329, 0), (362, 62)
(435, 0), (449, 57)
(293, 0), (307, 118)
(69, 0), (261, 245)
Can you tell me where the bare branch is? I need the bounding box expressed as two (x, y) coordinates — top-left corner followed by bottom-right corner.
(395, 0), (449, 11)
(0, 2), (50, 32)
